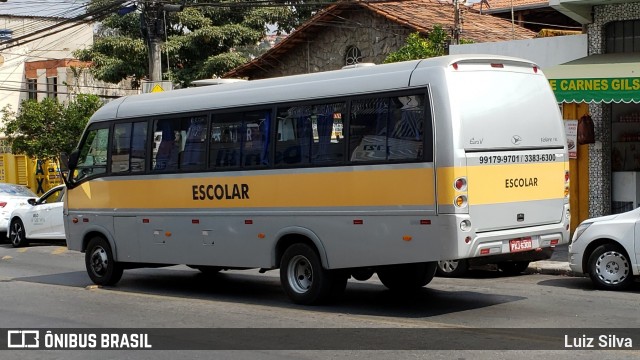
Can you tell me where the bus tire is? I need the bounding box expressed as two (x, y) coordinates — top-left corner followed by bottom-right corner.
(280, 243), (337, 305)
(85, 237), (124, 286)
(377, 262), (437, 291)
(9, 219), (28, 248)
(436, 259), (469, 277)
(188, 265), (222, 275)
(497, 261), (530, 275)
(587, 244), (634, 290)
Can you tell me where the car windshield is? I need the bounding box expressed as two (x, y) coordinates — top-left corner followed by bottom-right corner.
(0, 184), (37, 197)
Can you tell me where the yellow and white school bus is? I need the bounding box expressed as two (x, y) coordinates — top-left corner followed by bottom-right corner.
(63, 54), (570, 304)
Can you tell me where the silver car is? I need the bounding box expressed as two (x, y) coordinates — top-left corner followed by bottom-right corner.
(0, 183), (38, 234)
(569, 209), (639, 290)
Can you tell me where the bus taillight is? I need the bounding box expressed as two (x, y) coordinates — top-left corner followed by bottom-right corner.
(454, 177), (467, 191)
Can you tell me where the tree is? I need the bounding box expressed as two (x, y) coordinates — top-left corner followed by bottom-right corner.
(383, 25), (471, 63)
(1, 95), (103, 162)
(75, 0), (333, 88)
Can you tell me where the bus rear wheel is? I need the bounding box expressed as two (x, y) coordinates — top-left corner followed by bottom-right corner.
(377, 262), (437, 292)
(280, 243), (346, 305)
(85, 237), (124, 286)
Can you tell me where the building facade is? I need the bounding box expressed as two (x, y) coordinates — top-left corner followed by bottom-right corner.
(550, 1), (640, 218)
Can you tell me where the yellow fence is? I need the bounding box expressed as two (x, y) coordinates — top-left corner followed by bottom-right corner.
(0, 154), (62, 195)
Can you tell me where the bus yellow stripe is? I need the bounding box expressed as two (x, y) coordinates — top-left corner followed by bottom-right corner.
(69, 168), (436, 209)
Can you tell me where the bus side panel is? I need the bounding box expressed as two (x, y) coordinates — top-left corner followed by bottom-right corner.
(66, 165), (440, 269)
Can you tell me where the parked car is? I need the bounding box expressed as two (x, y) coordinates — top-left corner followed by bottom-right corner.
(436, 247), (555, 277)
(569, 209), (639, 290)
(0, 183), (38, 236)
(7, 184), (66, 248)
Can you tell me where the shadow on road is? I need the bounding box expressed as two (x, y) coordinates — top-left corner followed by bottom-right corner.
(13, 266), (527, 319)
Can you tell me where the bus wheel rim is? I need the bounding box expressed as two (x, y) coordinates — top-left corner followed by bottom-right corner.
(90, 246), (109, 276)
(287, 254), (313, 294)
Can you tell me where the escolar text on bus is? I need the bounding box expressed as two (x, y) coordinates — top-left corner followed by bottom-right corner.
(505, 177), (538, 188)
(192, 184), (250, 200)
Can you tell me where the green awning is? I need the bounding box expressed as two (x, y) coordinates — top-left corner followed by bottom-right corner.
(544, 53), (640, 103)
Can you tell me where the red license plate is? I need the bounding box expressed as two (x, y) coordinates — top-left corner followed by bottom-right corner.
(509, 237), (533, 252)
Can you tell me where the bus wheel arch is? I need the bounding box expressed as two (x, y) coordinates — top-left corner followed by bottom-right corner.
(84, 235), (124, 286)
(274, 229), (329, 269)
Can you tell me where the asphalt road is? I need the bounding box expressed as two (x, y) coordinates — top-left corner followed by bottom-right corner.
(1, 242), (639, 360)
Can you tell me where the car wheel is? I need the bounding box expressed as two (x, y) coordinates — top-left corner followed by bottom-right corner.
(497, 261), (530, 275)
(280, 243), (344, 305)
(587, 244), (634, 290)
(377, 262), (437, 291)
(85, 237), (124, 286)
(9, 219), (28, 248)
(436, 259), (469, 277)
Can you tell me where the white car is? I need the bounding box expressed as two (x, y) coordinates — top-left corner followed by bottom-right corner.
(0, 183), (38, 233)
(569, 208), (639, 290)
(8, 185), (66, 248)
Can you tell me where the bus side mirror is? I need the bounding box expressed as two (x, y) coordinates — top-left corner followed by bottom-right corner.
(59, 152), (70, 172)
(68, 149), (80, 171)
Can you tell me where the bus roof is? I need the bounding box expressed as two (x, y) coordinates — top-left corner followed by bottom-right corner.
(89, 54), (539, 123)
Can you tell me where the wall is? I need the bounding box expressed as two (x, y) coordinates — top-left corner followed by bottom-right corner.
(0, 16), (94, 115)
(586, 3), (640, 217)
(255, 11), (413, 78)
(450, 34), (588, 68)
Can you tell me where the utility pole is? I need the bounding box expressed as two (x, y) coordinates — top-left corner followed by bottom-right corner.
(141, 1), (184, 83)
(452, 0), (461, 45)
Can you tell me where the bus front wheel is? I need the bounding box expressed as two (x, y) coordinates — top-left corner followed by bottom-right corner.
(377, 262), (437, 291)
(85, 237), (124, 286)
(280, 243), (346, 305)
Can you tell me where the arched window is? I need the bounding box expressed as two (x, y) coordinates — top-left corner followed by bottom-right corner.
(345, 46), (362, 66)
(605, 20), (640, 53)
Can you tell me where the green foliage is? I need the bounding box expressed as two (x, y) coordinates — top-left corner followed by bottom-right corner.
(1, 95), (103, 161)
(76, 0), (333, 87)
(384, 26), (461, 63)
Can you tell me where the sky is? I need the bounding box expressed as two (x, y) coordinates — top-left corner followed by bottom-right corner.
(0, 0), (89, 17)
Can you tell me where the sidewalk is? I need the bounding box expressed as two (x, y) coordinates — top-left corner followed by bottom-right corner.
(525, 244), (583, 276)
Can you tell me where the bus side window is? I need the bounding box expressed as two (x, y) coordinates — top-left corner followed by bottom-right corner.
(111, 123), (132, 173)
(210, 114), (241, 169)
(180, 116), (208, 171)
(275, 106), (310, 167)
(311, 103), (345, 165)
(131, 121), (147, 172)
(350, 97), (388, 162)
(242, 110), (270, 168)
(349, 94), (426, 162)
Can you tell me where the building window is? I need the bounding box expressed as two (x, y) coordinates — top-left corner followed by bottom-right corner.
(605, 20), (640, 53)
(46, 77), (57, 98)
(345, 46), (362, 66)
(27, 79), (37, 100)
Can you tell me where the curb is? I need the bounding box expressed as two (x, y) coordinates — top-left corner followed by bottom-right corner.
(525, 261), (585, 277)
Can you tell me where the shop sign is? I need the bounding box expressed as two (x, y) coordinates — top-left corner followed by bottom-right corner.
(549, 77), (640, 103)
(564, 120), (578, 159)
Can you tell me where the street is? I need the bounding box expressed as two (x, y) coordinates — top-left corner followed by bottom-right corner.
(1, 242), (640, 359)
